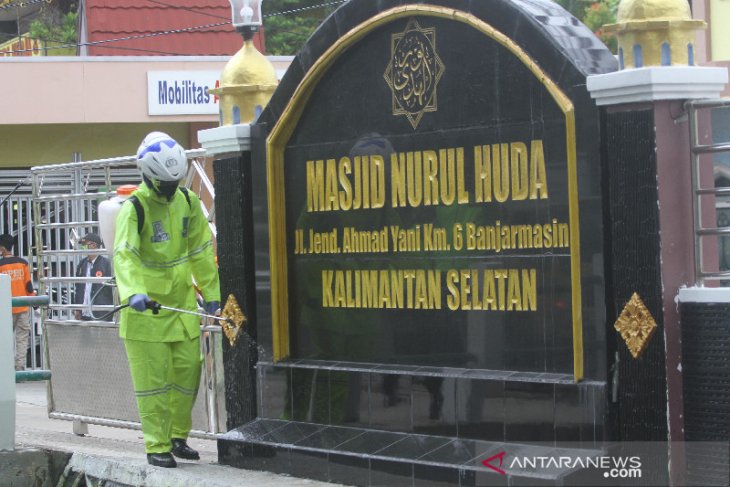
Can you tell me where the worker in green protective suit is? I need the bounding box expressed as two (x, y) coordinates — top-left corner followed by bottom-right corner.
(113, 131), (221, 468)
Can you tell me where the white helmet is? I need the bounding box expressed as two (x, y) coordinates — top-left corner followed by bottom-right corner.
(136, 132), (187, 182)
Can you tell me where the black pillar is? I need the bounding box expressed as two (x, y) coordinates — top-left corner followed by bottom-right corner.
(214, 151), (258, 429)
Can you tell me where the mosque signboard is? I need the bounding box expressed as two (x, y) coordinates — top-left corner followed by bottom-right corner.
(217, 1), (618, 480)
(262, 5), (611, 381)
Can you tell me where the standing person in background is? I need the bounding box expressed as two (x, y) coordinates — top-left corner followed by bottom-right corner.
(73, 232), (114, 321)
(0, 233), (34, 370)
(113, 132), (220, 468)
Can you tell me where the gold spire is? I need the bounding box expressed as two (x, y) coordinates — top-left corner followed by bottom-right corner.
(209, 39), (278, 126)
(604, 0), (705, 69)
(617, 0), (692, 22)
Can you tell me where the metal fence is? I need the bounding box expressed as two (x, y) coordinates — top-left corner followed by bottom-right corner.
(26, 151), (226, 436)
(689, 99), (730, 285)
(0, 170), (43, 368)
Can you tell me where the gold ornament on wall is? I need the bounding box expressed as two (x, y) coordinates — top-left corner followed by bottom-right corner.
(220, 293), (247, 346)
(614, 292), (657, 359)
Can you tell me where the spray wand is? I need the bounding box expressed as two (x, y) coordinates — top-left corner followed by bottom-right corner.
(99, 293), (246, 346)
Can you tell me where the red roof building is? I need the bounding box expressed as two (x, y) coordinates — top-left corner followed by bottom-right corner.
(81, 0), (265, 56)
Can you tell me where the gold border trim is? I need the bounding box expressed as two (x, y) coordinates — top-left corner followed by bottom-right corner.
(266, 5), (584, 382)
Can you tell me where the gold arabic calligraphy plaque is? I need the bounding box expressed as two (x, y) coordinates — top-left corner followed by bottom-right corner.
(614, 292), (657, 359)
(384, 18), (444, 129)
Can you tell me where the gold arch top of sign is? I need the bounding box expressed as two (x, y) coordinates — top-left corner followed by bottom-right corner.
(266, 5), (584, 382)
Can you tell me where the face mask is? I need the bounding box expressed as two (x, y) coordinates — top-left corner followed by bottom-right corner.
(157, 180), (179, 199)
(144, 176), (179, 200)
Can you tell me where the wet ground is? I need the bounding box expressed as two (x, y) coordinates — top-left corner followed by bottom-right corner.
(13, 381), (347, 487)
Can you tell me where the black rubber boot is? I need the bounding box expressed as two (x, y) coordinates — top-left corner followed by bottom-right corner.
(171, 438), (200, 460)
(147, 452), (177, 468)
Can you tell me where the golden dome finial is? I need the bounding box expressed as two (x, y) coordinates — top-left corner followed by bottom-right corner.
(209, 39), (278, 126)
(604, 0), (706, 69)
(616, 0), (692, 22)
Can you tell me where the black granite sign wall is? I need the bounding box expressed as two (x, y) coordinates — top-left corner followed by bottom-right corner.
(214, 152), (260, 428)
(289, 19), (571, 369)
(255, 1), (616, 381)
(218, 1), (618, 482)
(603, 109), (668, 447)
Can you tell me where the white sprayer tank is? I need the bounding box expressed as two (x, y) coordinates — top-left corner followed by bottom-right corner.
(98, 185), (137, 254)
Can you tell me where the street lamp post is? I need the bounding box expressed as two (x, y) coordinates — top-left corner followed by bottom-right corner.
(228, 0), (263, 39)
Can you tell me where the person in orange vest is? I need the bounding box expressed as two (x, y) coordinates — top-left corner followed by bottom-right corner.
(0, 234), (34, 370)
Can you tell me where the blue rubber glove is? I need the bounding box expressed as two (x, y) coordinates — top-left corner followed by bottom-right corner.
(129, 294), (151, 312)
(205, 301), (220, 316)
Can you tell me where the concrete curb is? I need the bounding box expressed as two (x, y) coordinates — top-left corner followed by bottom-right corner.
(66, 452), (341, 487)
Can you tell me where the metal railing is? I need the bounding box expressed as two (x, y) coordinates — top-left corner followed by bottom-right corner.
(688, 98), (730, 285)
(28, 150), (227, 437)
(15, 369), (51, 382)
(12, 295), (51, 383)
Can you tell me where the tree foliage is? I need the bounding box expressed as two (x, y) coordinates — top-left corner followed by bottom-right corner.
(29, 1), (78, 44)
(554, 0), (618, 52)
(263, 0), (340, 55)
(262, 0), (618, 55)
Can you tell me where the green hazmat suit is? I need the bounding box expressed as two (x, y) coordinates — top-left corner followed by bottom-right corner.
(113, 183), (220, 454)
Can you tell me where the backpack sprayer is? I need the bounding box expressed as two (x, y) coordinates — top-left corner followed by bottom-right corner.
(96, 184), (247, 347)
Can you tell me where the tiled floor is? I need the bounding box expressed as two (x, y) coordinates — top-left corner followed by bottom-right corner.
(218, 418), (605, 486)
